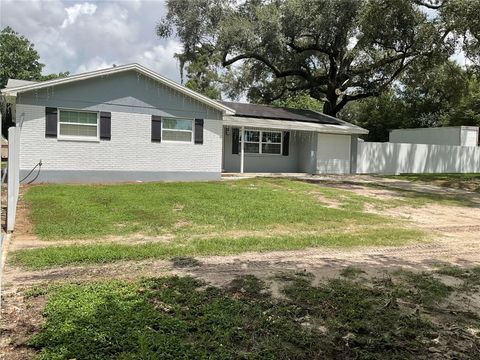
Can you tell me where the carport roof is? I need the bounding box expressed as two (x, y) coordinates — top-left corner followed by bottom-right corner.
(221, 101), (368, 135)
(223, 116), (368, 135)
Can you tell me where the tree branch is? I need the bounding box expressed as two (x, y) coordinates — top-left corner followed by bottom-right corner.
(334, 92), (378, 113)
(222, 52), (313, 80)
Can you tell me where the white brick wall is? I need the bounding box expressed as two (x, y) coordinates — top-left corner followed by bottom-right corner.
(17, 104), (222, 174)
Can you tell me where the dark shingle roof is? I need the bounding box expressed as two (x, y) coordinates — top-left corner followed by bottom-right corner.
(220, 101), (342, 125)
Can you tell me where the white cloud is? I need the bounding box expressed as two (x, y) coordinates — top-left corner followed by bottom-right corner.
(61, 2), (97, 28)
(0, 0), (183, 82)
(75, 56), (118, 73)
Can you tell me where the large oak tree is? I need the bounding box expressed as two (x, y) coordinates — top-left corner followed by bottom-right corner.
(158, 0), (456, 116)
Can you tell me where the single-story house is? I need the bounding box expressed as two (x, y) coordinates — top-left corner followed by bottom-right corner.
(1, 63), (367, 183)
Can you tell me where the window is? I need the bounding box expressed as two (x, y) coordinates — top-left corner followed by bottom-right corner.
(162, 118), (193, 142)
(58, 110), (98, 140)
(240, 130), (282, 155)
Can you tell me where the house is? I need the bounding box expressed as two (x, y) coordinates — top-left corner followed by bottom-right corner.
(1, 63), (367, 183)
(390, 126), (479, 147)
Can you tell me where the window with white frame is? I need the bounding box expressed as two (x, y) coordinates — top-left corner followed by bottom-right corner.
(58, 110), (99, 139)
(240, 130), (282, 154)
(162, 118), (193, 142)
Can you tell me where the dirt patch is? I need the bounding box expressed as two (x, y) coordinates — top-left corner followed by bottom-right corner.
(314, 193), (341, 208)
(8, 232), (176, 251)
(325, 183), (401, 201)
(0, 290), (45, 360)
(366, 203), (480, 234)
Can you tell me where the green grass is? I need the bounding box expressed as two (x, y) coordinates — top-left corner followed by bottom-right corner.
(12, 178), (441, 269)
(395, 270), (454, 307)
(24, 178), (427, 241)
(436, 265), (480, 292)
(12, 227), (423, 269)
(28, 274), (458, 360)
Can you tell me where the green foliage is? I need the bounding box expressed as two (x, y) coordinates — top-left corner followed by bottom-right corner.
(39, 71), (70, 81)
(271, 92), (324, 112)
(341, 89), (409, 141)
(29, 274), (455, 359)
(0, 26), (69, 136)
(159, 0), (453, 115)
(395, 271), (453, 307)
(0, 26), (43, 88)
(441, 0), (480, 68)
(341, 62), (480, 141)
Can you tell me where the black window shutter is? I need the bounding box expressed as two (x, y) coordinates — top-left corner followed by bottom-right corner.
(45, 107), (58, 137)
(232, 128), (239, 154)
(282, 131), (290, 156)
(194, 118), (204, 144)
(100, 112), (111, 140)
(151, 115), (162, 142)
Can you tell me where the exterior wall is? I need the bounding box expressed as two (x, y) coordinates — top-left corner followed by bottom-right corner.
(461, 127), (479, 146)
(357, 141), (480, 174)
(17, 104), (222, 183)
(223, 128), (353, 174)
(297, 131), (317, 173)
(222, 127), (300, 173)
(316, 133), (351, 174)
(389, 126), (479, 147)
(17, 70), (223, 120)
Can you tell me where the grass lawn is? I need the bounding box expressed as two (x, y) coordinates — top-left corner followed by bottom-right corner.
(12, 228), (422, 269)
(387, 173), (480, 192)
(24, 178), (397, 240)
(23, 268), (480, 359)
(12, 178), (428, 269)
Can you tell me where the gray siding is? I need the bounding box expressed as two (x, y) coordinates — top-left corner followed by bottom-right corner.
(223, 128), (305, 173)
(17, 70), (223, 120)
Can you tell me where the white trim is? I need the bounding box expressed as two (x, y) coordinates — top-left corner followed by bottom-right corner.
(57, 108), (100, 141)
(240, 126), (245, 173)
(161, 117), (194, 144)
(2, 63), (235, 115)
(240, 129), (283, 155)
(224, 116), (369, 135)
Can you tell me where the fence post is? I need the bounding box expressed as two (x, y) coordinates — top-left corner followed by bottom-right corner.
(7, 126), (19, 232)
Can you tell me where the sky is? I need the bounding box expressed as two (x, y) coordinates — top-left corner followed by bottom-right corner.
(0, 0), (183, 82)
(0, 0), (469, 86)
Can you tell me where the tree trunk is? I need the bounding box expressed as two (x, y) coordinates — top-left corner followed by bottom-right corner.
(322, 89), (339, 117)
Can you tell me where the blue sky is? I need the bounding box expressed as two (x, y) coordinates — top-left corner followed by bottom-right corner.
(0, 0), (183, 82)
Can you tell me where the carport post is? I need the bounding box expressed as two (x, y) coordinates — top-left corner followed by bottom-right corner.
(240, 126), (245, 173)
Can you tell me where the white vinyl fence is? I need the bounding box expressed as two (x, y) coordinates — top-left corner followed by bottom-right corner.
(357, 141), (480, 174)
(7, 126), (20, 231)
